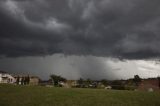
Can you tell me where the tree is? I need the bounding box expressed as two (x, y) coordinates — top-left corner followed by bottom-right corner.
(86, 78), (92, 84)
(101, 79), (109, 86)
(21, 77), (25, 85)
(50, 74), (66, 86)
(24, 75), (30, 85)
(77, 78), (84, 88)
(133, 75), (141, 86)
(16, 76), (20, 85)
(110, 80), (124, 90)
(26, 75), (30, 85)
(78, 78), (83, 84)
(158, 76), (160, 88)
(85, 78), (92, 87)
(24, 77), (27, 85)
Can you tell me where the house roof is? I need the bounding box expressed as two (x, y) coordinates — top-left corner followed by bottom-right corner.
(30, 76), (40, 79)
(14, 75), (40, 79)
(141, 79), (159, 85)
(0, 70), (7, 74)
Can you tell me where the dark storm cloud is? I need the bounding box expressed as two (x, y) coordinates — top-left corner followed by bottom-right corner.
(1, 0), (160, 59)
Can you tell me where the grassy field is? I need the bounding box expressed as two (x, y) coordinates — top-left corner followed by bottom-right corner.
(0, 84), (160, 106)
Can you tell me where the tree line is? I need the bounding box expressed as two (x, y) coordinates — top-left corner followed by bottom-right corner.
(49, 74), (144, 90)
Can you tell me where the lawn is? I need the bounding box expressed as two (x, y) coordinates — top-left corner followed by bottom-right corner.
(0, 84), (160, 106)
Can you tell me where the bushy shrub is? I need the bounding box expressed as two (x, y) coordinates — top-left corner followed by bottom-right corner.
(124, 86), (136, 91)
(111, 85), (125, 90)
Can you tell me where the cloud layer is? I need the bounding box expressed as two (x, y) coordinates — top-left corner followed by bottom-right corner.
(0, 54), (160, 80)
(1, 0), (160, 59)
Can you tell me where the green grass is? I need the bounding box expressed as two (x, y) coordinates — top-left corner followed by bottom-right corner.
(0, 84), (160, 106)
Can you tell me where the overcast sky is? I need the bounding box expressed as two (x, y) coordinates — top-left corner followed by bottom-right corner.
(0, 0), (160, 80)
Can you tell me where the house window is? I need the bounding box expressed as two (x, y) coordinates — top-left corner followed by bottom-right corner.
(8, 78), (10, 83)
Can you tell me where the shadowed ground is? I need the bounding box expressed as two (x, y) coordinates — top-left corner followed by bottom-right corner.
(0, 84), (160, 106)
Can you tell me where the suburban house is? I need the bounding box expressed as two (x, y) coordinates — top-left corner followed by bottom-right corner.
(65, 80), (79, 88)
(29, 76), (40, 85)
(138, 78), (160, 91)
(14, 75), (40, 85)
(0, 71), (16, 84)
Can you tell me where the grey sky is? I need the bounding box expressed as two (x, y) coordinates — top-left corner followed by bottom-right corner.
(0, 0), (160, 79)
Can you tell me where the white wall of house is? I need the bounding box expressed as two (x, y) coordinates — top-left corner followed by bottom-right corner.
(0, 75), (2, 82)
(0, 73), (16, 84)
